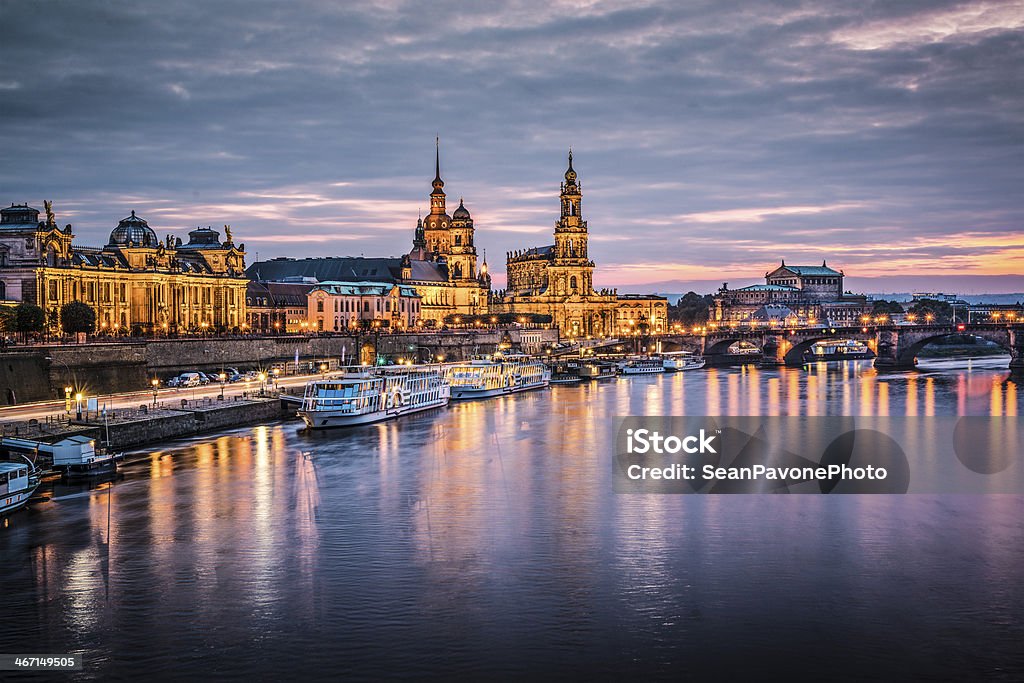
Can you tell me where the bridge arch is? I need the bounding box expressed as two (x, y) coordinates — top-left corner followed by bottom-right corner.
(895, 330), (1013, 367)
(782, 336), (874, 366)
(704, 337), (762, 356)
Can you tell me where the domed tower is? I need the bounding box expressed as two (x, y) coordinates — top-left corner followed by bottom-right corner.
(550, 150), (594, 296)
(422, 138), (451, 259)
(108, 210), (159, 248)
(448, 198), (477, 281)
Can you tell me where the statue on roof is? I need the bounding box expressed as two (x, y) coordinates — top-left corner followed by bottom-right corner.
(223, 225), (233, 244)
(43, 200), (55, 227)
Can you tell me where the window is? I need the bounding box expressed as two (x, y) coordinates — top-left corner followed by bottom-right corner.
(317, 300), (324, 313)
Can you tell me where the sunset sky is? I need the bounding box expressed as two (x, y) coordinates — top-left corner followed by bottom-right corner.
(1, 1), (1022, 293)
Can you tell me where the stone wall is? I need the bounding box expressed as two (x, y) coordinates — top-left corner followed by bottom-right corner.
(0, 329), (560, 405)
(0, 353), (53, 405)
(80, 397), (291, 449)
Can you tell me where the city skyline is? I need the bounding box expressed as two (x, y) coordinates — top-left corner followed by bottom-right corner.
(1, 1), (1022, 293)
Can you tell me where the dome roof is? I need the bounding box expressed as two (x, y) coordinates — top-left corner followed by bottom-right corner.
(108, 210), (158, 247)
(177, 226), (222, 249)
(452, 198), (471, 219)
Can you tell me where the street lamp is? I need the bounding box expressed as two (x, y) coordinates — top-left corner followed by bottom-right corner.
(319, 363), (327, 379)
(151, 378), (159, 407)
(64, 385), (73, 414)
(272, 368), (281, 388)
(75, 392), (83, 420)
(258, 372), (267, 395)
(218, 372), (227, 399)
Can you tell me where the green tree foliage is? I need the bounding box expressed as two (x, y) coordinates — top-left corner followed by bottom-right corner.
(871, 299), (905, 315)
(669, 292), (714, 326)
(12, 303), (45, 338)
(60, 301), (97, 335)
(908, 298), (953, 324)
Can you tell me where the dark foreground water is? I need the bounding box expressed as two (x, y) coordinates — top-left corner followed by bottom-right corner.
(2, 358), (1023, 680)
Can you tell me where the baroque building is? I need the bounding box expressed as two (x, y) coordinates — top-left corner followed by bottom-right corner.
(492, 153), (667, 337)
(307, 281), (421, 332)
(0, 202), (247, 333)
(246, 141), (490, 327)
(711, 260), (870, 326)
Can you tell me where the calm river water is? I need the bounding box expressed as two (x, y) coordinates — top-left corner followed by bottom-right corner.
(2, 358), (1023, 680)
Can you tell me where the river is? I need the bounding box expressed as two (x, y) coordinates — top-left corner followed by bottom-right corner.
(2, 357), (1022, 680)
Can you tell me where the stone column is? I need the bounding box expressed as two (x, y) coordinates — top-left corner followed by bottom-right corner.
(1010, 328), (1024, 371)
(872, 330), (902, 369)
(760, 334), (785, 366)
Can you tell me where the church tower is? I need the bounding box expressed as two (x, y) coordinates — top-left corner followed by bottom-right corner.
(421, 138), (451, 259)
(550, 150), (594, 296)
(448, 198), (477, 282)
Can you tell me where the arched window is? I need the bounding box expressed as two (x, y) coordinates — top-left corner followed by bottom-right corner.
(570, 276), (578, 291)
(454, 234), (462, 246)
(453, 263), (462, 278)
(316, 300), (324, 313)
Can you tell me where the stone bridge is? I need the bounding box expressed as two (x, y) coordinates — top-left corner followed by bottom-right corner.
(658, 324), (1024, 370)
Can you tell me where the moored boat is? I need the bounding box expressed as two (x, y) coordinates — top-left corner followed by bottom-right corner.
(298, 365), (450, 429)
(568, 360), (618, 381)
(445, 354), (551, 400)
(618, 356), (665, 375)
(1, 435), (122, 478)
(660, 351), (706, 372)
(0, 458), (41, 516)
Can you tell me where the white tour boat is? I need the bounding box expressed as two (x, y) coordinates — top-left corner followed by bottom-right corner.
(298, 365), (450, 429)
(660, 351), (707, 372)
(618, 356), (665, 375)
(444, 354), (551, 400)
(0, 458), (41, 516)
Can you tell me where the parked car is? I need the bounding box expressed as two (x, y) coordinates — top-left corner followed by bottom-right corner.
(172, 372), (203, 388)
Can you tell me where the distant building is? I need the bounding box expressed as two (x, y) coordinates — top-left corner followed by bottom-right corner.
(712, 261), (870, 326)
(967, 302), (1022, 324)
(0, 203), (247, 334)
(245, 141), (490, 327)
(246, 281), (313, 333)
(307, 281), (421, 331)
(491, 152), (668, 337)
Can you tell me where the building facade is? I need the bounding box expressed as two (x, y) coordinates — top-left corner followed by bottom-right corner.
(0, 203), (247, 334)
(711, 261), (870, 326)
(492, 153), (667, 337)
(246, 280), (312, 333)
(246, 141), (490, 327)
(307, 281), (421, 331)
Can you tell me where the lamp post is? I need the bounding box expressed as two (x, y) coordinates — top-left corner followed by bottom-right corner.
(258, 372), (267, 396)
(151, 378), (159, 407)
(219, 372), (227, 399)
(64, 385), (73, 414)
(272, 367), (281, 389)
(75, 392), (83, 420)
(45, 355), (76, 402)
(319, 363), (327, 380)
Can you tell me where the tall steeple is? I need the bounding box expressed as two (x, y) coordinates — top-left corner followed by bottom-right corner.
(433, 136), (443, 190)
(422, 137), (452, 258)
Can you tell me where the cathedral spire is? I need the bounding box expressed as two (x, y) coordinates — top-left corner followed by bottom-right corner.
(432, 136), (444, 191)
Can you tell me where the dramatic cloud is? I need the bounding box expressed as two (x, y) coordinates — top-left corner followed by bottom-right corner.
(0, 0), (1021, 293)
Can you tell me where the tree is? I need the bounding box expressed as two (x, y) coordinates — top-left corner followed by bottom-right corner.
(872, 299), (905, 315)
(908, 298), (953, 324)
(60, 301), (97, 335)
(12, 303), (45, 340)
(669, 292), (714, 326)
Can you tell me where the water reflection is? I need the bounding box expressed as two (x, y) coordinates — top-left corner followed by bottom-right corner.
(1, 359), (1021, 679)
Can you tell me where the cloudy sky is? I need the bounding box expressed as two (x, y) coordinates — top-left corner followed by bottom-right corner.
(1, 0), (1022, 293)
